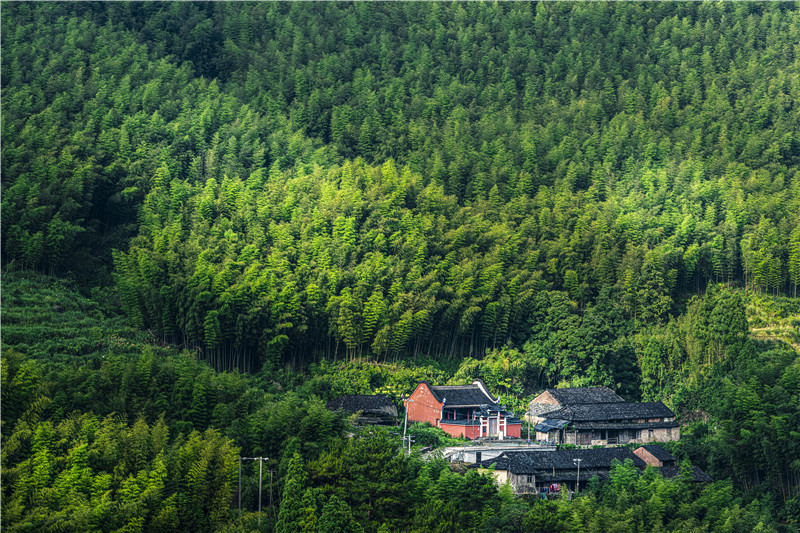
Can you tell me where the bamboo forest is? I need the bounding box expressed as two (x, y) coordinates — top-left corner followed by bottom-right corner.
(2, 2), (800, 532)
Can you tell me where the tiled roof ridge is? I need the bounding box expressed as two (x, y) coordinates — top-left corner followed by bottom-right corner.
(418, 379), (498, 406)
(539, 401), (675, 422)
(543, 386), (626, 404)
(326, 394), (397, 413)
(547, 385), (614, 390)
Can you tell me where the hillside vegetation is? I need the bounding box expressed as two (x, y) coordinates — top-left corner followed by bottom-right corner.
(2, 2), (800, 531)
(3, 3), (800, 371)
(2, 272), (797, 531)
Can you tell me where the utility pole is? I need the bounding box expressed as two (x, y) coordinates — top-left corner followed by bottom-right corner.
(573, 458), (582, 494)
(258, 457), (263, 527)
(239, 457), (267, 523)
(402, 396), (413, 454)
(527, 406), (531, 445)
(406, 434), (414, 454)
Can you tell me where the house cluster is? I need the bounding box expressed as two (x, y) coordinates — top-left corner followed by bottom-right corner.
(326, 383), (680, 446)
(326, 382), (708, 492)
(529, 386), (680, 446)
(472, 444), (711, 493)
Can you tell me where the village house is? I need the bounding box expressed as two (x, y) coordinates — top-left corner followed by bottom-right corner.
(474, 445), (710, 493)
(633, 444), (713, 482)
(634, 444), (678, 467)
(473, 447), (646, 493)
(533, 401), (679, 445)
(326, 394), (398, 425)
(527, 386), (625, 423)
(406, 379), (521, 440)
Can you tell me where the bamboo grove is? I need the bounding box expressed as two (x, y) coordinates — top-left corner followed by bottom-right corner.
(4, 3), (800, 371)
(2, 273), (797, 531)
(3, 2), (800, 530)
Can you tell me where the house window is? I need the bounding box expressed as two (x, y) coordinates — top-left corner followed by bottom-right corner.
(648, 429), (654, 440)
(527, 475), (533, 484)
(666, 428), (672, 437)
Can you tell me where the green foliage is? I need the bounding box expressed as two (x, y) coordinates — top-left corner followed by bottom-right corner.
(2, 271), (797, 532)
(4, 2), (800, 530)
(1, 412), (237, 533)
(318, 495), (364, 533)
(570, 463), (779, 532)
(5, 2), (800, 367)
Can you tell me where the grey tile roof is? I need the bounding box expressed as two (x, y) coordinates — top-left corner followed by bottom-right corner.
(326, 394), (397, 415)
(638, 444), (676, 463)
(429, 379), (497, 407)
(534, 419), (570, 432)
(544, 387), (625, 405)
(474, 448), (646, 475)
(571, 421), (679, 430)
(541, 402), (675, 422)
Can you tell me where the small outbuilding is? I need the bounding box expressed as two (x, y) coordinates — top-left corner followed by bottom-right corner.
(326, 394), (398, 425)
(633, 444), (677, 467)
(633, 444), (712, 482)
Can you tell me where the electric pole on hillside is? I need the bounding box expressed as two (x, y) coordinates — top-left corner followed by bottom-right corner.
(402, 395), (412, 454)
(573, 458), (582, 494)
(239, 456), (268, 524)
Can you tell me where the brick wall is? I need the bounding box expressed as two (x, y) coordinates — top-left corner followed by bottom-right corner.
(407, 382), (443, 427)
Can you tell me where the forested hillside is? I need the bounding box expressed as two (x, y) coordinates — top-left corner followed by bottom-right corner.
(2, 272), (797, 531)
(2, 2), (800, 531)
(4, 2), (800, 370)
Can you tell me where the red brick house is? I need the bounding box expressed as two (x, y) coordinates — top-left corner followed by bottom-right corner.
(405, 379), (522, 440)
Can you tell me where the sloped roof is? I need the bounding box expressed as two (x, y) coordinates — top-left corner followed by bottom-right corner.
(541, 402), (675, 422)
(638, 444), (675, 463)
(428, 379), (498, 407)
(326, 394), (397, 414)
(571, 421), (678, 430)
(474, 448), (646, 475)
(544, 387), (625, 405)
(534, 419), (570, 432)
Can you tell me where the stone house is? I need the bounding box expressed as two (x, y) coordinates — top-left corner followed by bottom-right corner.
(533, 401), (679, 445)
(527, 386), (625, 423)
(474, 445), (710, 493)
(473, 447), (646, 492)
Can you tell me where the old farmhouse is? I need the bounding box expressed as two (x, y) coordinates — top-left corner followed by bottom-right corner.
(473, 447), (646, 493)
(474, 444), (710, 493)
(534, 401), (679, 445)
(528, 386), (624, 422)
(406, 379), (522, 440)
